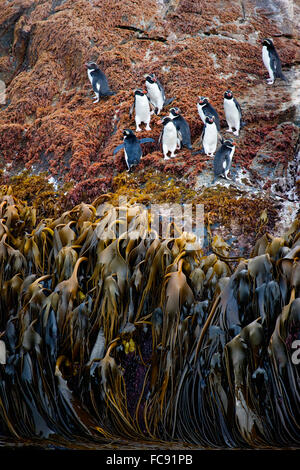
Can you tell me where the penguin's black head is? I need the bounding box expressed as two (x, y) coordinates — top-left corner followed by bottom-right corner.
(85, 61), (98, 71)
(169, 107), (181, 117)
(198, 96), (209, 106)
(123, 129), (135, 138)
(224, 90), (233, 100)
(223, 139), (236, 148)
(158, 116), (172, 126)
(145, 74), (157, 84)
(262, 38), (273, 48)
(135, 89), (147, 96)
(205, 115), (215, 124)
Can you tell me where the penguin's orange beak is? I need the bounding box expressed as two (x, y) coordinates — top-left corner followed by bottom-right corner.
(84, 63), (89, 68)
(232, 142), (236, 146)
(157, 120), (163, 125)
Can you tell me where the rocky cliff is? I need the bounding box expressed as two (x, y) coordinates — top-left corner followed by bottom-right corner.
(0, 0), (299, 448)
(0, 0), (299, 249)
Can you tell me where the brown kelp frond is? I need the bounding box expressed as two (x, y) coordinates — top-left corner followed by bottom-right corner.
(0, 192), (298, 445)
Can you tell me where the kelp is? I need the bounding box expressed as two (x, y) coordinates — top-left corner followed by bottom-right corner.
(0, 190), (299, 448)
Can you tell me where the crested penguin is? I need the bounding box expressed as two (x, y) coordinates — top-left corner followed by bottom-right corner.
(213, 139), (236, 183)
(197, 97), (221, 131)
(113, 129), (155, 171)
(145, 73), (175, 115)
(129, 89), (151, 132)
(202, 115), (219, 157)
(169, 107), (193, 150)
(158, 116), (178, 160)
(262, 38), (287, 85)
(223, 90), (245, 136)
(85, 61), (115, 103)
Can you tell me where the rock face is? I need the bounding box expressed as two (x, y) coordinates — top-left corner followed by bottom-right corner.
(0, 0), (299, 252)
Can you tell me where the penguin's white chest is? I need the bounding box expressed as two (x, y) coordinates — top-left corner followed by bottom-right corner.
(146, 82), (164, 109)
(88, 69), (100, 91)
(262, 46), (273, 77)
(224, 99), (239, 126)
(197, 104), (206, 124)
(135, 95), (150, 121)
(163, 122), (177, 148)
(203, 124), (217, 153)
(87, 70), (93, 84)
(262, 46), (270, 68)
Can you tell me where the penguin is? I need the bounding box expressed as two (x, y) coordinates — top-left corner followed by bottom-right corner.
(202, 115), (219, 157)
(169, 107), (193, 150)
(129, 89), (151, 132)
(85, 61), (115, 103)
(223, 90), (246, 136)
(113, 129), (155, 171)
(158, 116), (178, 160)
(213, 139), (236, 183)
(197, 97), (221, 131)
(145, 73), (175, 115)
(262, 38), (287, 85)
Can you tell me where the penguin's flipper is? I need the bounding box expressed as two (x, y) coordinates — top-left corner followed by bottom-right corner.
(270, 50), (287, 82)
(224, 151), (231, 171)
(233, 98), (243, 119)
(139, 138), (155, 145)
(113, 144), (125, 155)
(156, 78), (166, 101)
(172, 117), (181, 131)
(164, 97), (176, 107)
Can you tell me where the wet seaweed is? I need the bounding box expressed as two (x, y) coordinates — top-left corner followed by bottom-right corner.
(0, 191), (298, 446)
